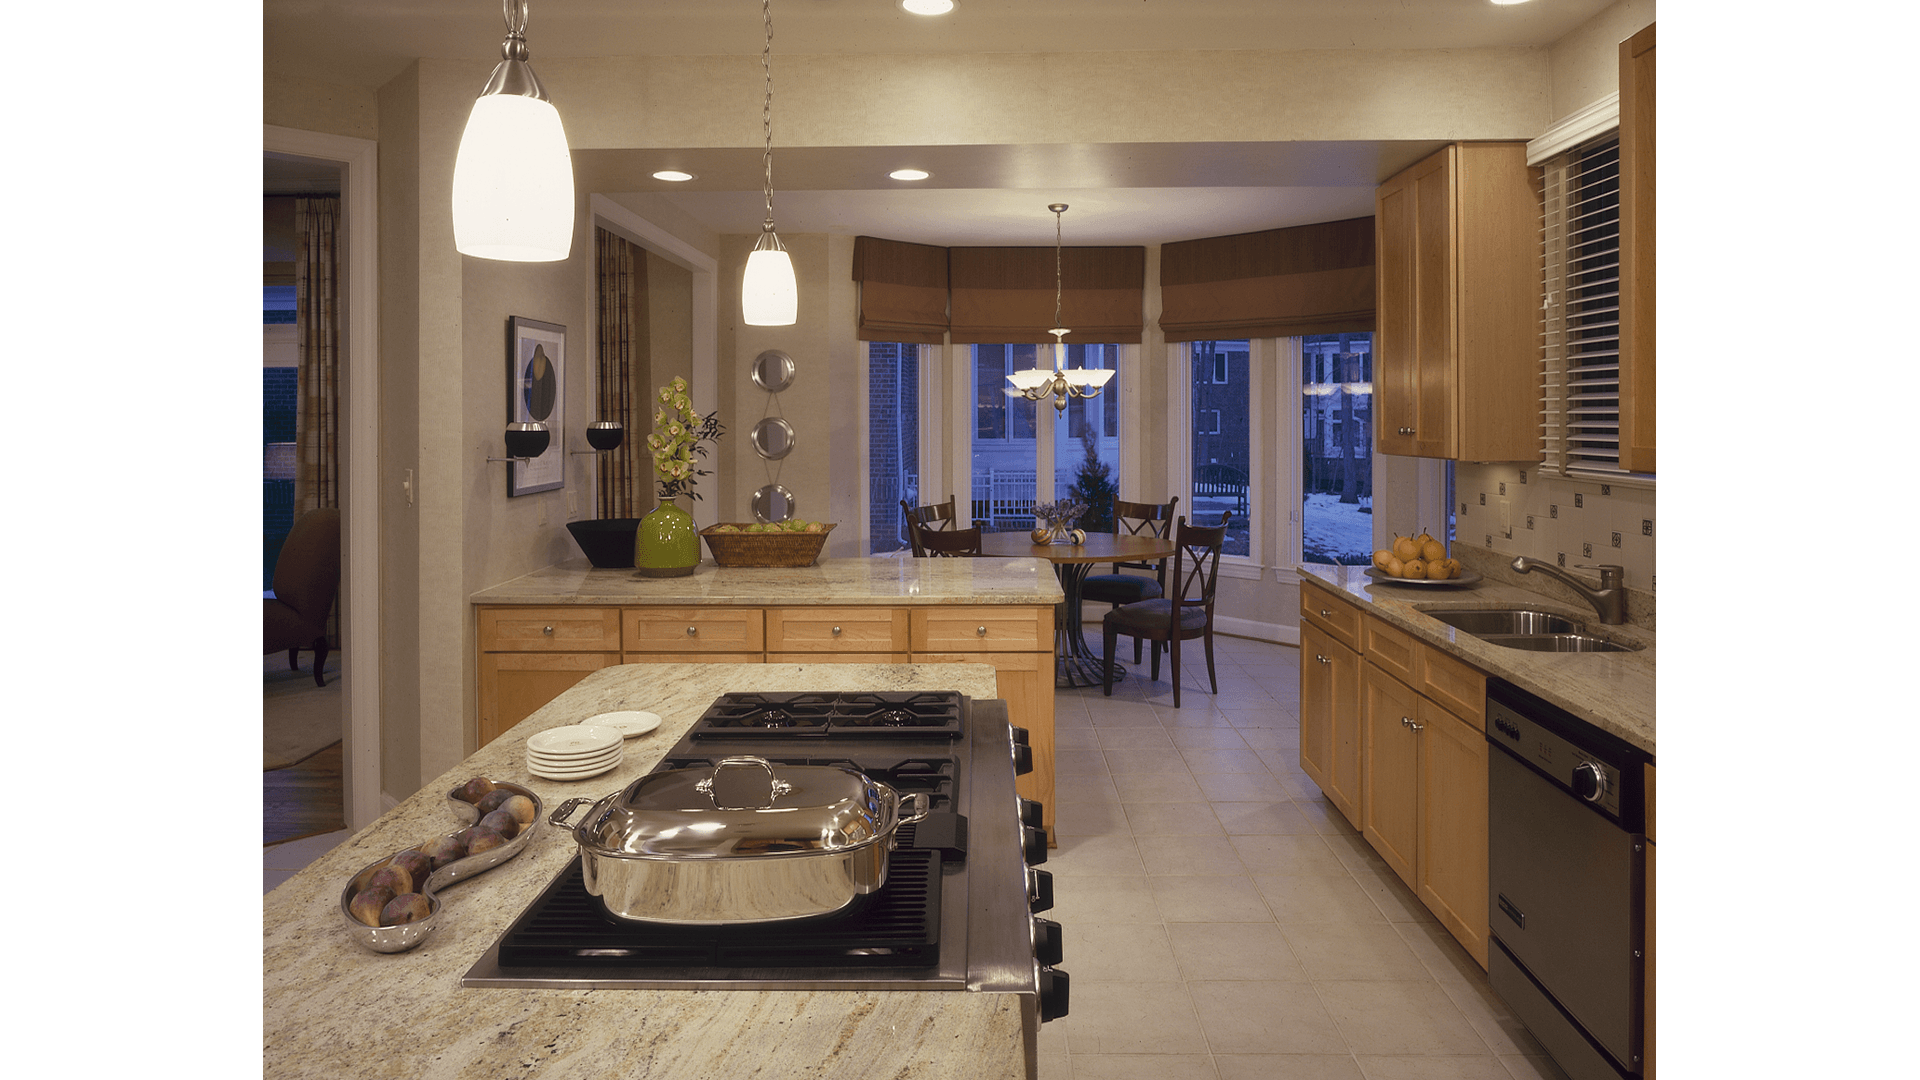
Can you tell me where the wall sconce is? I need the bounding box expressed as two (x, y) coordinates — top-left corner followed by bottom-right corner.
(488, 421), (551, 463)
(571, 420), (625, 455)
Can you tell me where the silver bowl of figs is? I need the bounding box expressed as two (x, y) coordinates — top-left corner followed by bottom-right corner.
(338, 777), (543, 954)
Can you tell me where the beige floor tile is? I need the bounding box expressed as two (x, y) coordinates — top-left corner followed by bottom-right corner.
(1179, 747), (1271, 775)
(1068, 1055), (1222, 1080)
(1062, 921), (1185, 982)
(1161, 708), (1240, 729)
(1035, 1050), (1072, 1080)
(1054, 799), (1133, 837)
(1050, 874), (1162, 924)
(1096, 726), (1178, 749)
(1134, 834), (1248, 876)
(1057, 725), (1102, 748)
(1392, 921), (1489, 988)
(1314, 981), (1493, 1056)
(1280, 922), (1435, 981)
(1089, 700), (1167, 726)
(1193, 771), (1291, 802)
(1252, 871), (1391, 925)
(1114, 771), (1209, 803)
(1165, 922), (1309, 982)
(1060, 980), (1209, 1055)
(1148, 875), (1275, 922)
(1352, 1056), (1515, 1080)
(1169, 726), (1253, 750)
(1123, 801), (1226, 835)
(1213, 800), (1321, 835)
(1229, 834), (1352, 876)
(1048, 834), (1148, 876)
(1058, 773), (1125, 804)
(1321, 832), (1394, 874)
(1350, 867), (1440, 924)
(1494, 1055), (1570, 1080)
(1106, 746), (1191, 774)
(1437, 979), (1550, 1058)
(1214, 1055), (1364, 1080)
(1220, 706), (1294, 728)
(1187, 980), (1350, 1054)
(1235, 726), (1299, 750)
(1058, 748), (1113, 775)
(1295, 794), (1364, 835)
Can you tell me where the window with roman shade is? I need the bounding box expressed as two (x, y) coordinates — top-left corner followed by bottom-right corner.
(852, 236), (950, 344)
(1537, 134), (1637, 478)
(1158, 216), (1375, 342)
(948, 246), (1145, 344)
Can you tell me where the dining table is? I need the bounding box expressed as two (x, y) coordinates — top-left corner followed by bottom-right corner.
(978, 531), (1179, 687)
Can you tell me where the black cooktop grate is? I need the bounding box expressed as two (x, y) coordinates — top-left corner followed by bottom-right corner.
(691, 691), (963, 740)
(495, 845), (943, 971)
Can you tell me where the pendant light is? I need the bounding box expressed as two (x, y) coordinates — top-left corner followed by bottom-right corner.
(451, 0), (575, 262)
(1007, 204), (1115, 411)
(742, 0), (798, 326)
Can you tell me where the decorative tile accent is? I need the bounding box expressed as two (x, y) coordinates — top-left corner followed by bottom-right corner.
(1574, 493), (1584, 508)
(1478, 493), (1486, 506)
(1557, 551), (1567, 567)
(1550, 504), (1559, 519)
(1582, 542), (1593, 558)
(1498, 482), (1507, 496)
(1611, 532), (1622, 549)
(1642, 519), (1653, 537)
(1526, 515), (1535, 531)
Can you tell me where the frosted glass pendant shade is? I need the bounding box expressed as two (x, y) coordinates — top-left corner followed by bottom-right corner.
(1007, 368), (1053, 391)
(452, 94), (575, 262)
(743, 236), (798, 326)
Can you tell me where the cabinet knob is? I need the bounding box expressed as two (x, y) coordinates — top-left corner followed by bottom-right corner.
(1409, 720), (1424, 732)
(1315, 653), (1330, 664)
(542, 625), (554, 635)
(977, 625), (988, 636)
(1319, 608), (1332, 617)
(1399, 426), (1415, 436)
(686, 626), (698, 636)
(831, 625), (843, 636)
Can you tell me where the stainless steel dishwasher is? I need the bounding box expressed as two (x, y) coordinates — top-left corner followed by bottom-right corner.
(1486, 678), (1649, 1080)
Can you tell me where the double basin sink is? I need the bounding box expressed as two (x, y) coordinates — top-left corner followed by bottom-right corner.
(1417, 608), (1644, 654)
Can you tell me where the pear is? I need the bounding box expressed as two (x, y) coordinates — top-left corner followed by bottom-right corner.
(1392, 535), (1420, 562)
(1420, 538), (1446, 563)
(1401, 559), (1427, 580)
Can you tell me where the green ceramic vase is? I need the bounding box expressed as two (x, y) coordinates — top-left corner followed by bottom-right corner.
(634, 499), (700, 577)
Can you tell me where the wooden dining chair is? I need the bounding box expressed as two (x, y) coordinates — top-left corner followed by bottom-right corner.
(918, 525), (983, 558)
(1081, 496), (1179, 661)
(898, 495), (958, 557)
(1100, 512), (1229, 707)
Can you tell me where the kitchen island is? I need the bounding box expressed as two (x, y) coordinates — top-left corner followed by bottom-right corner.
(264, 662), (1031, 1080)
(471, 555), (1065, 834)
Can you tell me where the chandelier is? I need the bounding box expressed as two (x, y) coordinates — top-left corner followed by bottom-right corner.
(1006, 204), (1114, 412)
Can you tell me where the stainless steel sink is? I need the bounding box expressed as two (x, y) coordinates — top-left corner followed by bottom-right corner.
(1475, 633), (1642, 654)
(1424, 609), (1584, 636)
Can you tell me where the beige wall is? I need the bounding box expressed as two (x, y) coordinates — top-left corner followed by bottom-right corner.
(1548, 0), (1657, 124)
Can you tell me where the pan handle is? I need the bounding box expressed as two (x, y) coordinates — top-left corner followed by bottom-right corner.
(897, 791), (932, 826)
(695, 755), (796, 809)
(548, 797), (594, 829)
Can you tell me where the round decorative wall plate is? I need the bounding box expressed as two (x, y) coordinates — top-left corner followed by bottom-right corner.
(750, 416), (796, 460)
(751, 349), (796, 392)
(751, 484), (796, 523)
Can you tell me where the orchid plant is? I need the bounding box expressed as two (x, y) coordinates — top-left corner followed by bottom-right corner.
(645, 376), (725, 501)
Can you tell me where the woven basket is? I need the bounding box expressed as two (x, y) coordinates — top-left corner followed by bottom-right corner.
(699, 522), (836, 568)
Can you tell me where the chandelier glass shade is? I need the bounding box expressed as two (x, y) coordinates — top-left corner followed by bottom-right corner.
(451, 0), (574, 262)
(1007, 204), (1113, 412)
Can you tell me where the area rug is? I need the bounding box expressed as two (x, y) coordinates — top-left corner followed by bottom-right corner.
(264, 652), (343, 770)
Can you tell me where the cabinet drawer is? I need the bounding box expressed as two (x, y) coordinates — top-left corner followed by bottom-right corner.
(911, 607), (1050, 653)
(478, 607), (622, 653)
(766, 607), (910, 653)
(1419, 644), (1486, 731)
(621, 652), (764, 665)
(1362, 615), (1419, 688)
(767, 652), (911, 665)
(622, 607), (765, 653)
(1300, 589), (1365, 653)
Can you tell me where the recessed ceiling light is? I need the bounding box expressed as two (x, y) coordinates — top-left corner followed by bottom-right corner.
(889, 169), (931, 181)
(901, 0), (955, 15)
(652, 170), (696, 182)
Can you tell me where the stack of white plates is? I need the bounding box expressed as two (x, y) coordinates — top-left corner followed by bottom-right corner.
(584, 710), (662, 739)
(526, 723), (624, 781)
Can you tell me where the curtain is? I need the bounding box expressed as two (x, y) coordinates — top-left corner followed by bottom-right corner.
(294, 197), (340, 513)
(595, 229), (650, 518)
(1158, 216), (1375, 342)
(950, 246), (1145, 344)
(852, 236), (950, 343)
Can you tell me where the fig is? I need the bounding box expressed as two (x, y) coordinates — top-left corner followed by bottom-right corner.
(460, 825), (508, 856)
(478, 809), (520, 840)
(389, 850), (433, 888)
(456, 776), (496, 804)
(422, 833), (467, 869)
(349, 885), (395, 927)
(474, 788), (517, 815)
(497, 794), (537, 826)
(381, 892), (433, 925)
(367, 864), (412, 896)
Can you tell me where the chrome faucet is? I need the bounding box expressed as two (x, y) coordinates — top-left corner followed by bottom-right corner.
(1510, 557), (1628, 625)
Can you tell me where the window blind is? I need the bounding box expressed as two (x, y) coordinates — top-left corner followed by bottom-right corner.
(1538, 135), (1631, 478)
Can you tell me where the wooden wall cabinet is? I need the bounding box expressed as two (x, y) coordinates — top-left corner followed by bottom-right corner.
(1299, 583), (1490, 966)
(1619, 23), (1657, 474)
(1375, 142), (1539, 461)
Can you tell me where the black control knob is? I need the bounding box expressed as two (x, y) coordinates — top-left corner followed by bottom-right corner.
(1018, 798), (1044, 829)
(1009, 726), (1032, 776)
(1039, 967), (1070, 1022)
(1027, 868), (1054, 913)
(1032, 918), (1063, 967)
(1572, 762), (1607, 803)
(1022, 825), (1049, 865)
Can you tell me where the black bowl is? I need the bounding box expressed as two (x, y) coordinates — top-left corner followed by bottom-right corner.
(566, 518), (641, 568)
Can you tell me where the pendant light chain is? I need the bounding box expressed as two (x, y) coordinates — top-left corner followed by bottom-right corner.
(761, 0), (776, 232)
(1053, 205), (1064, 333)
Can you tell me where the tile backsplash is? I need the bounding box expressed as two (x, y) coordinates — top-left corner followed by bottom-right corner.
(1453, 462), (1655, 594)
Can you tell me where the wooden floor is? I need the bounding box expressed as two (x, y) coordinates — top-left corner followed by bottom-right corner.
(264, 740), (345, 845)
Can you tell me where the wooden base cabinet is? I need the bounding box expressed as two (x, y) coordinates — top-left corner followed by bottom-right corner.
(1300, 604), (1364, 828)
(1417, 699), (1489, 967)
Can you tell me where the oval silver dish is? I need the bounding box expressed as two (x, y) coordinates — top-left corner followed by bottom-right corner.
(1363, 568), (1483, 588)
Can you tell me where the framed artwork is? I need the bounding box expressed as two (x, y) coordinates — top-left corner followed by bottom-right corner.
(508, 316), (566, 496)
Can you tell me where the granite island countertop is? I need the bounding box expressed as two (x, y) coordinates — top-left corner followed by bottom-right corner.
(264, 662), (1029, 1080)
(1298, 563), (1655, 755)
(471, 556), (1065, 607)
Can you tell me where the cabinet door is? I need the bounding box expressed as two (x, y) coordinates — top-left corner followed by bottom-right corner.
(1619, 23), (1656, 475)
(1299, 620), (1362, 828)
(1417, 699), (1489, 969)
(1361, 663), (1422, 887)
(477, 651), (619, 747)
(1376, 147), (1457, 459)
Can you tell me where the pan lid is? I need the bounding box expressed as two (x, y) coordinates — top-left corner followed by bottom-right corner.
(575, 756), (895, 859)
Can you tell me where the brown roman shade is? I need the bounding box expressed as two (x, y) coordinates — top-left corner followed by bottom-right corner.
(1159, 216), (1375, 342)
(853, 236), (950, 343)
(949, 246), (1146, 345)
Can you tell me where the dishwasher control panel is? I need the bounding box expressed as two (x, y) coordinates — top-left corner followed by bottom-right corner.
(1486, 680), (1646, 831)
